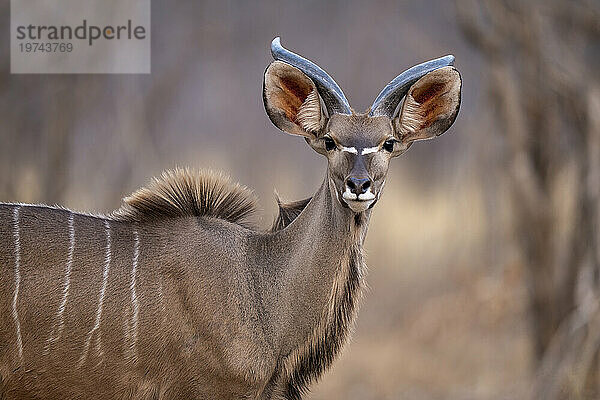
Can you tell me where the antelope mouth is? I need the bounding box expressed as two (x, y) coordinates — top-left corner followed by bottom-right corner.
(341, 191), (377, 212)
(342, 192), (376, 202)
(330, 177), (378, 212)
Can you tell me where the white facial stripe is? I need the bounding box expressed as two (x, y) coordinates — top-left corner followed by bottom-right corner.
(361, 146), (379, 155)
(341, 146), (379, 155)
(358, 188), (376, 201)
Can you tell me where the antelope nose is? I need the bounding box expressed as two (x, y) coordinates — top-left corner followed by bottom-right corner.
(346, 177), (371, 196)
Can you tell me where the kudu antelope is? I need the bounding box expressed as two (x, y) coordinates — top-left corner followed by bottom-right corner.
(0, 38), (461, 399)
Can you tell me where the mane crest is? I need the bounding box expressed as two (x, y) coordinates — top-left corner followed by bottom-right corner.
(113, 168), (258, 228)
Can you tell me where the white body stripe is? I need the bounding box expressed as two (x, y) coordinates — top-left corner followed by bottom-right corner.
(361, 146), (379, 155)
(12, 207), (23, 360)
(45, 212), (75, 354)
(341, 146), (358, 154)
(79, 220), (111, 366)
(128, 229), (140, 359)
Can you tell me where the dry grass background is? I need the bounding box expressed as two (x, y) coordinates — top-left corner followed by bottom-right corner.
(2, 0), (597, 398)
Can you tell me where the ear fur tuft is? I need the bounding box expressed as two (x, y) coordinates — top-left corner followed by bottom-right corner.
(395, 66), (461, 143)
(297, 89), (324, 133)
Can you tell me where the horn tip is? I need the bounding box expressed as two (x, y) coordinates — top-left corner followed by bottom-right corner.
(443, 54), (455, 66)
(271, 37), (282, 58)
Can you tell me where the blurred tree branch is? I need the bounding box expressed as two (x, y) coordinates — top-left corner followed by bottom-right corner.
(456, 0), (600, 398)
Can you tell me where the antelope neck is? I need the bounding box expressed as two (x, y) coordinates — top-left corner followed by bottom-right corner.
(273, 170), (371, 246)
(264, 170), (371, 347)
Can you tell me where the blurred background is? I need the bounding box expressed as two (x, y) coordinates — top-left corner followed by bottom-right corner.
(1, 1), (599, 399)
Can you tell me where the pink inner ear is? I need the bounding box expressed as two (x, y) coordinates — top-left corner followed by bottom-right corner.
(397, 67), (461, 141)
(412, 81), (447, 104)
(419, 88), (452, 128)
(273, 73), (313, 122)
(413, 71), (459, 129)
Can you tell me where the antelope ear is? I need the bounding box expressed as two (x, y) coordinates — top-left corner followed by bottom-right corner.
(263, 61), (326, 138)
(394, 66), (461, 144)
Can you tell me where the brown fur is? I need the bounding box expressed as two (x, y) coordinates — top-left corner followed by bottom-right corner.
(271, 196), (311, 232)
(281, 238), (365, 400)
(0, 45), (461, 400)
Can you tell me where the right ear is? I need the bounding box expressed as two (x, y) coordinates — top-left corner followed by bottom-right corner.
(393, 66), (461, 144)
(263, 61), (327, 138)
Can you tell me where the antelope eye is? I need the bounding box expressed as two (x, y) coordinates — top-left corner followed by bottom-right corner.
(324, 137), (336, 151)
(383, 139), (395, 152)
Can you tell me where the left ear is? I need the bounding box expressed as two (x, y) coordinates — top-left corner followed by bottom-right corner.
(263, 61), (327, 138)
(393, 66), (461, 144)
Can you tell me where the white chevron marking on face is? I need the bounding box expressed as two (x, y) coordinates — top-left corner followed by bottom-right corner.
(341, 146), (358, 154)
(361, 146), (379, 155)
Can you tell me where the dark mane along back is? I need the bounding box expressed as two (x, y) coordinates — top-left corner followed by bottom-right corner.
(113, 168), (258, 228)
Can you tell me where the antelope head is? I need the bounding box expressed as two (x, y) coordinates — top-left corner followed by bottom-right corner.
(263, 38), (462, 213)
